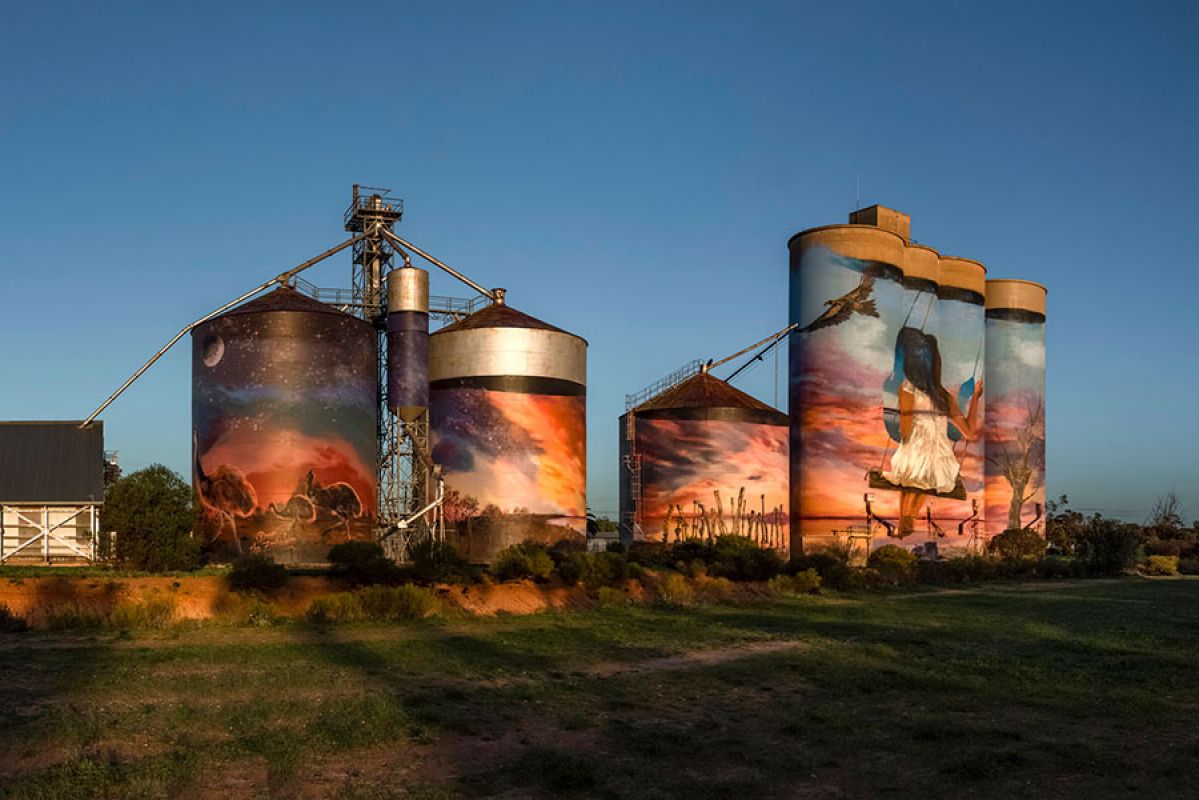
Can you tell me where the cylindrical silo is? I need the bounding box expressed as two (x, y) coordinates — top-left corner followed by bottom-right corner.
(387, 267), (430, 422)
(192, 286), (378, 563)
(429, 299), (587, 563)
(984, 280), (1047, 536)
(621, 372), (790, 552)
(933, 255), (988, 547)
(788, 225), (906, 553)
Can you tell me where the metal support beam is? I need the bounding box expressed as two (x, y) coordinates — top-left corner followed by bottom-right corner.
(80, 233), (367, 427)
(379, 228), (496, 301)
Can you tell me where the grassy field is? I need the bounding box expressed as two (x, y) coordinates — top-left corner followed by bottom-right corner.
(1, 578), (1197, 799)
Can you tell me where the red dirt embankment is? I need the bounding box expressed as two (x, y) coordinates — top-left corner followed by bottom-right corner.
(0, 575), (627, 627)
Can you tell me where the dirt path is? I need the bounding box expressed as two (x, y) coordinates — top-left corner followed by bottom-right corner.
(583, 639), (808, 677)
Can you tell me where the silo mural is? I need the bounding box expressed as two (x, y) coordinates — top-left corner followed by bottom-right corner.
(192, 287), (378, 562)
(430, 302), (587, 563)
(984, 280), (1047, 536)
(925, 255), (988, 548)
(620, 373), (789, 551)
(788, 226), (907, 552)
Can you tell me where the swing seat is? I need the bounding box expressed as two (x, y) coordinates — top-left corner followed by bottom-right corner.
(867, 469), (967, 500)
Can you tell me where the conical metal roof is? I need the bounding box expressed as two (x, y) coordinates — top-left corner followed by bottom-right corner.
(219, 286), (350, 318)
(635, 372), (783, 419)
(436, 302), (581, 339)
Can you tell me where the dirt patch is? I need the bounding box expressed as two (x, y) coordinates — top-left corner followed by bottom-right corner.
(438, 581), (594, 616)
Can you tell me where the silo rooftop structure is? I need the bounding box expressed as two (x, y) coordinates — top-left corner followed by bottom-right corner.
(429, 298), (587, 563)
(620, 371), (790, 551)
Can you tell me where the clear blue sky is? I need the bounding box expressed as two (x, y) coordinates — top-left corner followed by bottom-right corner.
(2, 1), (1196, 521)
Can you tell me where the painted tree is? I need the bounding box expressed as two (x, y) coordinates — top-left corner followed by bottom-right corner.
(989, 397), (1045, 530)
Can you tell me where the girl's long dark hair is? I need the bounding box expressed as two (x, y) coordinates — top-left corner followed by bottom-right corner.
(895, 327), (952, 415)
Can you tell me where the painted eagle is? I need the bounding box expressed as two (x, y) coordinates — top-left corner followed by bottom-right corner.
(799, 271), (879, 333)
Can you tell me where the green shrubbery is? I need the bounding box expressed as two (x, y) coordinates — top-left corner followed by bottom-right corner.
(327, 541), (404, 586)
(492, 541), (555, 582)
(987, 528), (1048, 562)
(228, 554), (290, 593)
(868, 545), (917, 585)
(305, 585), (439, 623)
(104, 465), (201, 572)
(767, 569), (822, 596)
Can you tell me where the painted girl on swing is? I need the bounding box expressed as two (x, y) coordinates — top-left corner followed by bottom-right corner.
(881, 326), (984, 537)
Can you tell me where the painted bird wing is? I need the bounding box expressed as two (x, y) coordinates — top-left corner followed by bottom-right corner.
(801, 300), (852, 332)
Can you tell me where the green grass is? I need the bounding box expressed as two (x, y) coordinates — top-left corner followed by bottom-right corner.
(2, 578), (1198, 798)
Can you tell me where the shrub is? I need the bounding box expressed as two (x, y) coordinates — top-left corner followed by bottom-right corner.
(1145, 555), (1180, 576)
(709, 536), (783, 582)
(305, 593), (364, 624)
(1077, 517), (1142, 575)
(356, 585), (439, 620)
(653, 573), (694, 606)
(105, 465), (201, 572)
(596, 586), (627, 608)
(1179, 557), (1199, 575)
(696, 576), (737, 603)
(492, 541), (555, 582)
(405, 537), (477, 585)
(0, 603), (29, 632)
(626, 541), (670, 567)
(229, 554), (290, 593)
(587, 551), (629, 588)
(109, 594), (178, 629)
(767, 569), (822, 596)
(1036, 556), (1082, 579)
(327, 541), (404, 586)
(213, 592), (283, 626)
(868, 545), (917, 585)
(555, 552), (591, 586)
(987, 528), (1048, 562)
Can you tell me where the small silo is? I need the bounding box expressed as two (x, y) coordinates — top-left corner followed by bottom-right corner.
(788, 215), (907, 553)
(983, 279), (1047, 536)
(620, 371), (789, 551)
(386, 266), (430, 422)
(935, 255), (988, 543)
(428, 297), (587, 563)
(192, 286), (378, 562)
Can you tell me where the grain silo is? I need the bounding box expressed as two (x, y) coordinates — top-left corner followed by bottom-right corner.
(191, 286), (378, 562)
(619, 371), (789, 551)
(428, 296), (587, 563)
(935, 255), (988, 544)
(788, 213), (907, 553)
(983, 279), (1047, 536)
(386, 266), (430, 422)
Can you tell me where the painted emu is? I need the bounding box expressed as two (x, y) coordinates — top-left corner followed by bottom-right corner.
(303, 471), (363, 537)
(193, 431), (258, 552)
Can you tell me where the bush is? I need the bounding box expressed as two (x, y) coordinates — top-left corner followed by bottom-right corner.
(1145, 555), (1180, 576)
(695, 576), (737, 603)
(987, 528), (1048, 562)
(555, 552), (591, 586)
(868, 545), (917, 585)
(229, 554), (289, 593)
(1036, 556), (1085, 579)
(626, 541), (670, 567)
(327, 541), (403, 586)
(1077, 517), (1142, 575)
(405, 537), (477, 585)
(1179, 557), (1199, 575)
(356, 585), (439, 620)
(109, 594), (178, 629)
(654, 573), (694, 606)
(492, 541), (555, 582)
(0, 603), (29, 632)
(596, 586), (627, 608)
(305, 593), (364, 624)
(587, 551), (629, 588)
(789, 548), (853, 589)
(105, 465), (200, 572)
(709, 536), (783, 582)
(767, 569), (822, 596)
(213, 593), (283, 626)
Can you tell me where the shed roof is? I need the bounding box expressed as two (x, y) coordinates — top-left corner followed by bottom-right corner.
(0, 421), (105, 503)
(634, 372), (781, 414)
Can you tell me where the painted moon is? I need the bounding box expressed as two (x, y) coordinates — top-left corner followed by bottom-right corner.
(202, 334), (225, 367)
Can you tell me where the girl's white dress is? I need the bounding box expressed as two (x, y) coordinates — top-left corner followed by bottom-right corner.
(884, 380), (960, 493)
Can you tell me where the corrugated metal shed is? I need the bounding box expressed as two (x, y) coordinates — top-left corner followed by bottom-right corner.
(0, 421), (105, 503)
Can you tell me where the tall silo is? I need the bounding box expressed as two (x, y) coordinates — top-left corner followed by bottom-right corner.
(386, 266), (430, 422)
(192, 286), (378, 562)
(788, 221), (907, 553)
(619, 372), (789, 551)
(984, 279), (1047, 536)
(429, 298), (587, 563)
(935, 256), (988, 545)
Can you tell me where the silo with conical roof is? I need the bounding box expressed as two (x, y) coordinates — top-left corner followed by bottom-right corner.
(191, 286), (378, 562)
(619, 372), (789, 551)
(428, 300), (587, 563)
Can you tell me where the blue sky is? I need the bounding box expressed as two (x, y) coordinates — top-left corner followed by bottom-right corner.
(2, 1), (1197, 521)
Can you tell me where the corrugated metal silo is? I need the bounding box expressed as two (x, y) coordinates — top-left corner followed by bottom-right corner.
(983, 279), (1047, 536)
(191, 286), (378, 562)
(429, 300), (587, 563)
(620, 372), (789, 551)
(788, 224), (906, 553)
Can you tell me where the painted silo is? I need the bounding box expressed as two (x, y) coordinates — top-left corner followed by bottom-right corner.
(386, 267), (430, 421)
(934, 256), (988, 547)
(789, 223), (906, 553)
(429, 299), (587, 563)
(620, 372), (789, 551)
(191, 286), (378, 563)
(984, 279), (1047, 536)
